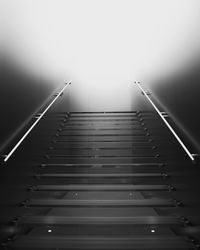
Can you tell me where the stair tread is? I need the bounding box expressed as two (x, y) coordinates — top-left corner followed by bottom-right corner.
(36, 173), (164, 177)
(20, 215), (181, 225)
(35, 184), (169, 191)
(27, 198), (175, 207)
(11, 235), (190, 249)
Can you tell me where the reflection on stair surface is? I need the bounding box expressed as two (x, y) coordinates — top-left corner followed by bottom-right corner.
(1, 111), (200, 250)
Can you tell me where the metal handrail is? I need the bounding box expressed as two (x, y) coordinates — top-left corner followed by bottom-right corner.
(3, 81), (71, 162)
(134, 81), (195, 163)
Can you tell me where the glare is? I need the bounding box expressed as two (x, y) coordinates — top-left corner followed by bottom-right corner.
(1, 0), (200, 108)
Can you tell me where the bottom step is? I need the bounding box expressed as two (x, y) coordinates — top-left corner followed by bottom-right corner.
(9, 236), (191, 249)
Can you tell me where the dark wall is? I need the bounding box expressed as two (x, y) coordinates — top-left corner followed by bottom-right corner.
(0, 56), (58, 152)
(148, 59), (200, 152)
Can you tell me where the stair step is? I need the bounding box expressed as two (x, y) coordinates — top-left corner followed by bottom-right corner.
(35, 173), (165, 178)
(67, 118), (140, 121)
(60, 126), (146, 129)
(51, 146), (156, 150)
(39, 163), (164, 168)
(70, 114), (139, 117)
(35, 184), (170, 191)
(55, 139), (150, 143)
(25, 198), (176, 207)
(45, 155), (158, 159)
(20, 216), (181, 225)
(58, 132), (146, 136)
(10, 236), (190, 249)
(62, 122), (142, 126)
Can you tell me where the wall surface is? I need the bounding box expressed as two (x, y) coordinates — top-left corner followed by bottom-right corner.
(147, 59), (200, 151)
(0, 55), (66, 151)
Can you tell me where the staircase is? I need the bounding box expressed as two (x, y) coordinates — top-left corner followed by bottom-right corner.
(1, 110), (198, 249)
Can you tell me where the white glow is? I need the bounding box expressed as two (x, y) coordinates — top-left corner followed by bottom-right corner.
(1, 0), (200, 109)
